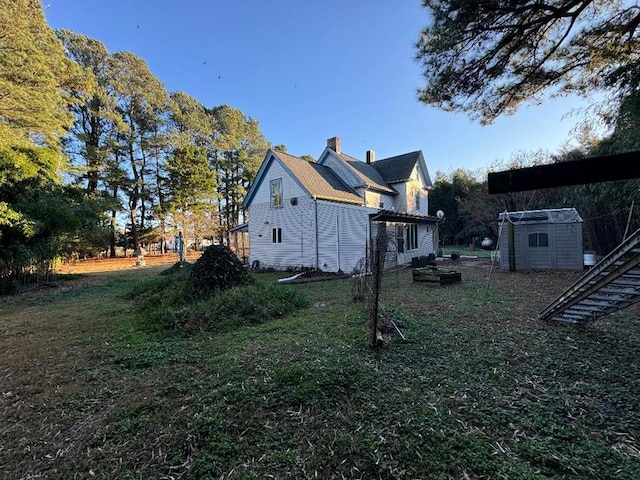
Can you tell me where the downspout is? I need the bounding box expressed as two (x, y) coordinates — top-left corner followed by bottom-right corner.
(336, 215), (341, 272)
(314, 197), (319, 269)
(367, 216), (372, 273)
(300, 209), (304, 267)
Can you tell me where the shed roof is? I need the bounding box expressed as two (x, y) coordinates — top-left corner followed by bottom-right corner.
(498, 208), (583, 224)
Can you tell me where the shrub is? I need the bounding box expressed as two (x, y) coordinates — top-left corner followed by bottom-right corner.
(184, 245), (251, 299)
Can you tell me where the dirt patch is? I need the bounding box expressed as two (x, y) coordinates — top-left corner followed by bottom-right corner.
(56, 252), (201, 274)
(436, 256), (588, 302)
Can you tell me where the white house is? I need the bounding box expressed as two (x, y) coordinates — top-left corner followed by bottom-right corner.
(241, 136), (440, 273)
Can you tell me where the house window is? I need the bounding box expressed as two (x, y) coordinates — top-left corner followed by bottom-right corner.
(396, 226), (405, 253)
(406, 224), (418, 250)
(528, 232), (548, 247)
(272, 227), (282, 243)
(415, 191), (421, 210)
(270, 178), (282, 208)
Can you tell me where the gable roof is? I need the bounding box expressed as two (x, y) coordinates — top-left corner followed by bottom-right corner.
(336, 152), (397, 195)
(371, 151), (431, 185)
(243, 150), (363, 207)
(319, 147), (432, 192)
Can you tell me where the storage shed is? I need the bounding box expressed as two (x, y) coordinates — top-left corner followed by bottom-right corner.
(498, 208), (584, 270)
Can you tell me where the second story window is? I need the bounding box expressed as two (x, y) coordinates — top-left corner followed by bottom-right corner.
(270, 178), (282, 208)
(415, 191), (421, 210)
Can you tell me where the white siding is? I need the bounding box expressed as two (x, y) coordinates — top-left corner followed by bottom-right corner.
(396, 224), (435, 265)
(392, 167), (428, 215)
(249, 194), (374, 273)
(361, 189), (394, 209)
(247, 161), (315, 269)
(316, 201), (374, 273)
(393, 183), (408, 212)
(248, 196), (316, 270)
(247, 152), (435, 272)
(250, 160), (307, 205)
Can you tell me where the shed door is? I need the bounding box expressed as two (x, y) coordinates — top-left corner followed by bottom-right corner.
(526, 226), (551, 269)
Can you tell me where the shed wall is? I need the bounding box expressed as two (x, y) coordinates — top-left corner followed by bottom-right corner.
(499, 221), (583, 270)
(554, 223), (584, 269)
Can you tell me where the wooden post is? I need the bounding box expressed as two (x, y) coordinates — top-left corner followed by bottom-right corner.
(508, 221), (516, 272)
(368, 233), (387, 348)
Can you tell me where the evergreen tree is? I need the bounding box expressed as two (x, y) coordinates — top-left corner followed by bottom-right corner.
(416, 1), (640, 124)
(0, 1), (100, 286)
(57, 30), (116, 193)
(109, 51), (167, 250)
(0, 0), (85, 146)
(208, 105), (269, 245)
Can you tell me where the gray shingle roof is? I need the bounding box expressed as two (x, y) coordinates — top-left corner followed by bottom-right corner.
(371, 151), (424, 184)
(336, 152), (397, 194)
(274, 151), (363, 205)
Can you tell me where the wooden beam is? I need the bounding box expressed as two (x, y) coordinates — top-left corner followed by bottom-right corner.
(488, 151), (640, 194)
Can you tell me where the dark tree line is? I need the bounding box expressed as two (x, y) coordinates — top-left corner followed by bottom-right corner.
(430, 149), (640, 256)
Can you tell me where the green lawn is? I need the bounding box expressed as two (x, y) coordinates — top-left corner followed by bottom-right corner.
(1, 263), (638, 479)
(441, 244), (494, 259)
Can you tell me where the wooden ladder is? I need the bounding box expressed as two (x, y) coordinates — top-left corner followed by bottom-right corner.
(538, 227), (640, 324)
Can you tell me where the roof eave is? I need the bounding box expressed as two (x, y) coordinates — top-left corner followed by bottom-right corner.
(363, 185), (398, 195)
(312, 194), (363, 205)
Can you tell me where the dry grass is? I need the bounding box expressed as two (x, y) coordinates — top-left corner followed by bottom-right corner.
(1, 256), (639, 479)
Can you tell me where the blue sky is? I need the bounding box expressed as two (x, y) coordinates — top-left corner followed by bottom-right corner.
(44, 0), (597, 177)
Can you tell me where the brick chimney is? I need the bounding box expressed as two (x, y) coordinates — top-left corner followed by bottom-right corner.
(327, 136), (340, 153)
(366, 150), (375, 164)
